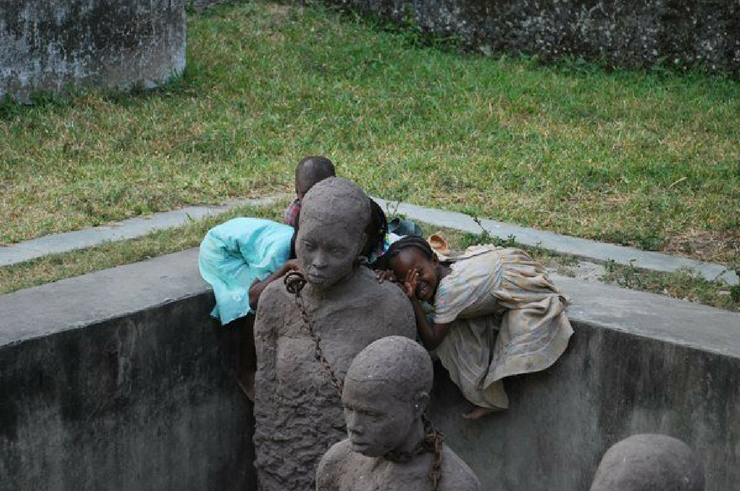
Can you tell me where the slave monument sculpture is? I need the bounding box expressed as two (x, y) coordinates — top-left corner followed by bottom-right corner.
(317, 336), (483, 491)
(252, 177), (416, 491)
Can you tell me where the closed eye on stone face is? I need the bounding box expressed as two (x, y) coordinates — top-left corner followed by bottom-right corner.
(329, 246), (346, 257)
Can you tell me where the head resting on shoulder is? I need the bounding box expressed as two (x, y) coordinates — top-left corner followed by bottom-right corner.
(380, 236), (443, 302)
(590, 434), (704, 491)
(295, 156), (336, 200)
(342, 336), (433, 457)
(296, 177), (370, 288)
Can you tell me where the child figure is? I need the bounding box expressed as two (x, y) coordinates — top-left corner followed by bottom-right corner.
(283, 155), (336, 228)
(381, 236), (573, 420)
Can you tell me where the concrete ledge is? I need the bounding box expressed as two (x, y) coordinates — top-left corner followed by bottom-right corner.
(0, 197), (280, 268)
(1, 249), (738, 490)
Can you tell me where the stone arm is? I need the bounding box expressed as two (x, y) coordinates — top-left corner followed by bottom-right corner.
(253, 283), (283, 409)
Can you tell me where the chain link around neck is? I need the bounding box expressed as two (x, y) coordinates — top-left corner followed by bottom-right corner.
(282, 270), (443, 491)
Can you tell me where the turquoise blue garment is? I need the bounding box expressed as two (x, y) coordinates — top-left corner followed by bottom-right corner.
(199, 218), (294, 325)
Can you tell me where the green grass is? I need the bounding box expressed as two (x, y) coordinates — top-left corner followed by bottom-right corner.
(2, 207), (737, 312)
(0, 202), (284, 294)
(428, 223), (740, 311)
(1, 0), (739, 265)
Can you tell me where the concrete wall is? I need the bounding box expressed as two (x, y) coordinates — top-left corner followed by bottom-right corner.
(1, 249), (739, 491)
(0, 252), (256, 491)
(429, 278), (740, 490)
(316, 0), (740, 77)
(0, 0), (186, 103)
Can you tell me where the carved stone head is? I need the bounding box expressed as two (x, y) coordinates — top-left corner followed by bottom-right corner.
(296, 177), (370, 289)
(590, 434), (705, 491)
(341, 336), (433, 458)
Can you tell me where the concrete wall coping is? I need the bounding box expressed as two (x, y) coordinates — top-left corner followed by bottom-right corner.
(0, 249), (207, 348)
(1, 248), (739, 359)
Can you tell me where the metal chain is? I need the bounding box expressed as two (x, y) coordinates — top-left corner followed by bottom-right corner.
(283, 270), (442, 491)
(284, 271), (343, 395)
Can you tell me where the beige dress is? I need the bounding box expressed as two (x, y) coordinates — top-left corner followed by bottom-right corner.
(433, 245), (573, 409)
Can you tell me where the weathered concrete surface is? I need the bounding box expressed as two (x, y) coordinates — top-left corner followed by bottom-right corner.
(0, 249), (256, 491)
(1, 0), (186, 103)
(318, 0), (740, 77)
(429, 273), (740, 491)
(1, 248), (739, 491)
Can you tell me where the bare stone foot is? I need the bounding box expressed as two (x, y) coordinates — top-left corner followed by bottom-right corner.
(461, 406), (501, 420)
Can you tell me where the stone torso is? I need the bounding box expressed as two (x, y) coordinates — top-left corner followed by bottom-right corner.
(317, 440), (483, 491)
(253, 268), (415, 491)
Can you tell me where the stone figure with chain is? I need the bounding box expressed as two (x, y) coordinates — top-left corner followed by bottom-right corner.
(252, 178), (416, 491)
(316, 336), (483, 491)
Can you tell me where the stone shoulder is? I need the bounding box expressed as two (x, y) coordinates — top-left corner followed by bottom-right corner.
(354, 267), (415, 334)
(316, 439), (352, 491)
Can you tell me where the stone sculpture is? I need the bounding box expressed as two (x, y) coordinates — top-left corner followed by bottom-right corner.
(253, 177), (416, 491)
(317, 336), (483, 491)
(590, 434), (705, 491)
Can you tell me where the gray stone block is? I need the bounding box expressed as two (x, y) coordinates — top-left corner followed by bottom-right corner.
(1, 0), (187, 103)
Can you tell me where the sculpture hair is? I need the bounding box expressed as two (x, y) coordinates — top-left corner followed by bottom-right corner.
(378, 235), (436, 269)
(344, 336), (433, 400)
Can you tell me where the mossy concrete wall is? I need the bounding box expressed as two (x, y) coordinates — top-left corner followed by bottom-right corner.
(0, 0), (186, 103)
(319, 0), (740, 77)
(1, 249), (739, 490)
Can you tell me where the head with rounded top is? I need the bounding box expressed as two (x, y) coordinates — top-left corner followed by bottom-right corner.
(590, 434), (705, 491)
(296, 177), (370, 288)
(295, 156), (336, 200)
(342, 336), (433, 457)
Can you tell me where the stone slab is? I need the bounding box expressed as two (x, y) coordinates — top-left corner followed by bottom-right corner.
(0, 197), (276, 267)
(0, 248), (205, 347)
(374, 198), (739, 286)
(1, 0), (186, 103)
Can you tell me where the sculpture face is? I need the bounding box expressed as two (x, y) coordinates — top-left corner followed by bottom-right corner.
(342, 380), (416, 458)
(296, 177), (369, 290)
(296, 220), (363, 288)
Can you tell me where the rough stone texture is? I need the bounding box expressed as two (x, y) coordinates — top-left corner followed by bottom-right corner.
(0, 0), (186, 103)
(316, 0), (740, 77)
(253, 178), (416, 491)
(590, 434), (705, 491)
(317, 336), (482, 491)
(0, 249), (256, 491)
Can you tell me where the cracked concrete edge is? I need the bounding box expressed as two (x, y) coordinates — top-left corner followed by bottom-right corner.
(0, 196), (282, 267)
(373, 198), (739, 286)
